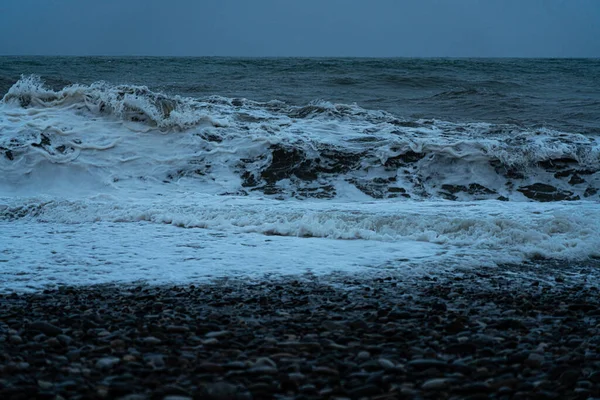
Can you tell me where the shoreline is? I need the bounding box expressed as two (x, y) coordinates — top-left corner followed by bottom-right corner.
(1, 267), (600, 399)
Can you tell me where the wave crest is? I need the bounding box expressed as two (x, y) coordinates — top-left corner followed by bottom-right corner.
(2, 75), (222, 130)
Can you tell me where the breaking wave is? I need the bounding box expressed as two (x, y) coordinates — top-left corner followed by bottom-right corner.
(1, 75), (599, 202)
(1, 197), (599, 264)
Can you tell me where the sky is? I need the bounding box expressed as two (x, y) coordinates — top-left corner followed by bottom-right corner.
(0, 0), (599, 57)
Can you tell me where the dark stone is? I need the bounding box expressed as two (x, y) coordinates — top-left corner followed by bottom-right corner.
(166, 325), (190, 333)
(204, 382), (247, 400)
(568, 174), (585, 185)
(407, 359), (448, 370)
(156, 384), (192, 397)
(440, 183), (496, 196)
(445, 317), (467, 333)
(559, 369), (580, 386)
(584, 187), (598, 197)
(298, 384), (317, 394)
(490, 160), (525, 179)
(506, 351), (528, 364)
(453, 382), (493, 394)
(387, 309), (414, 320)
(262, 146), (317, 183)
(517, 183), (576, 202)
(538, 157), (579, 170)
(384, 151), (425, 168)
(56, 334), (72, 345)
(28, 321), (63, 336)
(442, 184), (468, 194)
(246, 366), (277, 375)
(493, 318), (527, 330)
(430, 301), (447, 311)
(536, 391), (560, 399)
(346, 384), (381, 398)
(388, 186), (407, 193)
(445, 342), (477, 355)
(31, 133), (51, 148)
(588, 371), (600, 383)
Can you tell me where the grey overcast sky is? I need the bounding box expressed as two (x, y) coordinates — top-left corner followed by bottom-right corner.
(0, 0), (598, 57)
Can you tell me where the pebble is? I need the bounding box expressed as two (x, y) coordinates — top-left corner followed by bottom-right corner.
(346, 384), (380, 397)
(422, 378), (453, 390)
(288, 372), (306, 382)
(312, 366), (339, 375)
(166, 325), (189, 333)
(378, 358), (395, 370)
(322, 321), (345, 331)
(96, 356), (120, 369)
(247, 365), (278, 375)
(525, 352), (545, 367)
(16, 362), (30, 370)
(560, 369), (580, 386)
(198, 362), (224, 373)
(590, 371), (600, 383)
(9, 335), (22, 344)
(144, 354), (165, 369)
(142, 336), (162, 345)
(224, 361), (248, 369)
(254, 357), (276, 368)
(37, 380), (53, 390)
(28, 321), (63, 336)
(576, 380), (594, 389)
(57, 334), (73, 345)
(205, 330), (231, 338)
(33, 333), (47, 342)
(204, 382), (241, 400)
(407, 358), (448, 370)
(299, 384), (317, 394)
(66, 349), (81, 361)
(457, 382), (493, 394)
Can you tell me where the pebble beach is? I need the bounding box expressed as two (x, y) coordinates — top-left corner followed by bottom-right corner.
(2, 264), (600, 400)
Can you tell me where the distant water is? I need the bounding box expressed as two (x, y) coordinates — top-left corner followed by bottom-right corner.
(1, 57), (599, 291)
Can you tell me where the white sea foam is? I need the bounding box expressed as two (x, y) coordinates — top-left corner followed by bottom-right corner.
(1, 76), (599, 291)
(1, 194), (599, 290)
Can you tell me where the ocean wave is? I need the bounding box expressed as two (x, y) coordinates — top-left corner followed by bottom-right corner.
(2, 75), (223, 130)
(1, 76), (599, 202)
(1, 197), (598, 263)
(431, 88), (506, 99)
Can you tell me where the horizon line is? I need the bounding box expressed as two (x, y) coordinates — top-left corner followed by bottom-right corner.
(1, 54), (599, 60)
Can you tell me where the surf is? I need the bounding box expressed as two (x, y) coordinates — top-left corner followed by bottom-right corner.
(1, 75), (599, 202)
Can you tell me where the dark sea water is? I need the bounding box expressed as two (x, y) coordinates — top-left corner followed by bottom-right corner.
(1, 57), (599, 134)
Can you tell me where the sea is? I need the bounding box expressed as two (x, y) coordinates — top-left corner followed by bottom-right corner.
(1, 57), (599, 292)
